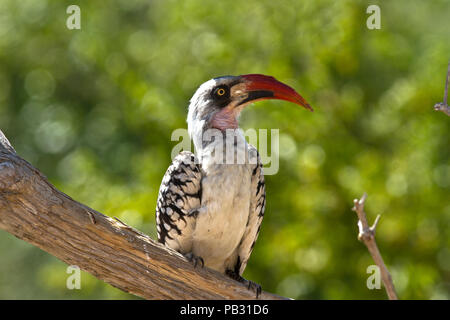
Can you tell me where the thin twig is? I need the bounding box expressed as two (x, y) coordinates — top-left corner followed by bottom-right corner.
(434, 60), (450, 116)
(352, 193), (398, 300)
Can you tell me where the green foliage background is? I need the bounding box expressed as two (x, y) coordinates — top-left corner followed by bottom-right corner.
(0, 0), (449, 299)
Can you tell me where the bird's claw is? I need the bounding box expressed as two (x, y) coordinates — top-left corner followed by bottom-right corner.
(225, 270), (262, 299)
(184, 252), (204, 268)
(247, 280), (262, 298)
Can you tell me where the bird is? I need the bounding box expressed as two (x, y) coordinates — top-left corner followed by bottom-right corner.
(155, 74), (312, 297)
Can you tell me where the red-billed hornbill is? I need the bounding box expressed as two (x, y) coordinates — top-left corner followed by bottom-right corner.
(156, 74), (312, 297)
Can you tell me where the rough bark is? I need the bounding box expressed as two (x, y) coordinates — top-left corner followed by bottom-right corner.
(0, 129), (285, 300)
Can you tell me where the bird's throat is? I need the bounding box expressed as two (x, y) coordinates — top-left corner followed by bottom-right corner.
(210, 106), (238, 131)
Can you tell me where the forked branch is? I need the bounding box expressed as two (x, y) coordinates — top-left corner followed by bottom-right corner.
(352, 193), (398, 300)
(434, 60), (450, 116)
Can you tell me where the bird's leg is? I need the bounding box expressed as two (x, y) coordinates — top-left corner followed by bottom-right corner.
(183, 207), (206, 268)
(225, 270), (262, 299)
(184, 252), (204, 268)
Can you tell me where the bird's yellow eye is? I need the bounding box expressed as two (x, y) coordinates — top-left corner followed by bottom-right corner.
(212, 86), (228, 100)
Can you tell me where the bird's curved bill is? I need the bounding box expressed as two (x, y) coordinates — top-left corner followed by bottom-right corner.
(239, 74), (313, 111)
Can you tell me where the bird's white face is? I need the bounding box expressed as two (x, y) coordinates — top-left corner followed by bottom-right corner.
(187, 74), (313, 150)
(188, 76), (242, 132)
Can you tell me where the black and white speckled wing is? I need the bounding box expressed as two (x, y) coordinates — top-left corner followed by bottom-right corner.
(236, 145), (266, 275)
(156, 151), (202, 254)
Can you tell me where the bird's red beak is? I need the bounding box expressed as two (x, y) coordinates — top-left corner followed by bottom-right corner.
(240, 74), (313, 111)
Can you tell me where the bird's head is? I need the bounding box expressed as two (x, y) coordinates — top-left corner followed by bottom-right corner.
(187, 74), (312, 148)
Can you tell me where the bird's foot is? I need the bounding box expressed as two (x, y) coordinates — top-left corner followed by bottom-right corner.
(225, 270), (262, 299)
(184, 252), (204, 268)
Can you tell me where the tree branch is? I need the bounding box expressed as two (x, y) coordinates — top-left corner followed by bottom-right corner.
(434, 60), (450, 116)
(352, 193), (398, 300)
(0, 129), (285, 300)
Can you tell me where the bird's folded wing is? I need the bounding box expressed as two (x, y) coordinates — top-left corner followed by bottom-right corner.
(156, 151), (202, 253)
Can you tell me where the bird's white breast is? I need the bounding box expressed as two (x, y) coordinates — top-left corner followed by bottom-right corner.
(192, 139), (253, 272)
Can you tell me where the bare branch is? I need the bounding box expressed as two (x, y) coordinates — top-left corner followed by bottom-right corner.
(352, 193), (398, 300)
(0, 129), (285, 300)
(434, 60), (450, 116)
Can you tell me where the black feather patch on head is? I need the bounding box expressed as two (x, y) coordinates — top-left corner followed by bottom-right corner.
(210, 85), (231, 108)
